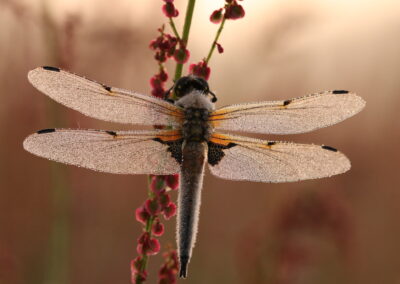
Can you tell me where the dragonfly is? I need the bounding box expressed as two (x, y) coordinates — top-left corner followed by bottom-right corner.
(23, 66), (365, 278)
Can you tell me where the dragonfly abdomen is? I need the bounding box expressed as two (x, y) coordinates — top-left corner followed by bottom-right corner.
(177, 141), (208, 278)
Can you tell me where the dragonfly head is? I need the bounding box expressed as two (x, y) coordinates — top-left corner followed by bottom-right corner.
(173, 76), (217, 103)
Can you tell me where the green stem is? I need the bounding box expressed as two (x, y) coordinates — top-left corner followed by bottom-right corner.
(168, 18), (181, 40)
(173, 0), (197, 82)
(41, 2), (70, 284)
(205, 17), (226, 64)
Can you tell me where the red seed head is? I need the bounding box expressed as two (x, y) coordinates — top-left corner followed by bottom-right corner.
(162, 2), (179, 18)
(216, 42), (224, 54)
(189, 60), (211, 81)
(225, 2), (245, 20)
(152, 218), (165, 236)
(150, 76), (164, 89)
(158, 69), (169, 82)
(137, 232), (161, 255)
(135, 205), (150, 225)
(131, 270), (147, 284)
(159, 192), (171, 209)
(165, 174), (179, 190)
(210, 8), (223, 24)
(173, 47), (190, 64)
(155, 51), (167, 63)
(151, 87), (165, 98)
(130, 256), (144, 273)
(145, 198), (161, 216)
(150, 175), (166, 194)
(163, 202), (177, 220)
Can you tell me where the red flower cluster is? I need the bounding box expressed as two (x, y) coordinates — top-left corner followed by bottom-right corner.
(158, 250), (179, 284)
(149, 27), (190, 98)
(135, 175), (178, 225)
(131, 175), (179, 283)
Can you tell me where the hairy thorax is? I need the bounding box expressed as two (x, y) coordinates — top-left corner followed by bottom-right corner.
(176, 92), (215, 143)
(182, 108), (211, 142)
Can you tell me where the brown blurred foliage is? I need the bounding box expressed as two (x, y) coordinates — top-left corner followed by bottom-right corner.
(1, 1), (400, 284)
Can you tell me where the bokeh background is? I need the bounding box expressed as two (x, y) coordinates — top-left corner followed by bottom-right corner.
(1, 0), (400, 283)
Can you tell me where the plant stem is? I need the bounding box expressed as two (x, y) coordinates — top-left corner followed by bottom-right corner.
(173, 0), (197, 81)
(205, 17), (226, 64)
(168, 18), (181, 40)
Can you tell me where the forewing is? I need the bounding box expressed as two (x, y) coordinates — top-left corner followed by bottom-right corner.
(208, 133), (350, 183)
(23, 129), (182, 175)
(209, 91), (365, 134)
(28, 67), (184, 126)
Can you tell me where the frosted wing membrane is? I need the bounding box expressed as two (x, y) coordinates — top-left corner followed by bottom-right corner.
(210, 91), (365, 134)
(28, 67), (184, 126)
(23, 129), (181, 175)
(208, 133), (350, 183)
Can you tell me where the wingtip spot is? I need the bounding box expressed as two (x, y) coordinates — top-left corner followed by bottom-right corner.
(102, 85), (112, 92)
(37, 128), (56, 134)
(332, 90), (349, 94)
(42, 66), (60, 72)
(106, 130), (117, 137)
(283, 99), (291, 106)
(322, 145), (337, 152)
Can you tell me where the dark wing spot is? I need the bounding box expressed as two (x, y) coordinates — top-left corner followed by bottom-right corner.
(283, 99), (291, 106)
(42, 66), (60, 72)
(106, 130), (117, 136)
(153, 138), (183, 164)
(267, 141), (276, 146)
(332, 90), (349, 94)
(322, 145), (337, 152)
(103, 85), (112, 92)
(208, 142), (237, 166)
(37, 128), (56, 134)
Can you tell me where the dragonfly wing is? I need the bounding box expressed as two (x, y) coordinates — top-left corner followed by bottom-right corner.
(23, 128), (182, 175)
(28, 67), (184, 126)
(209, 91), (365, 134)
(207, 133), (350, 183)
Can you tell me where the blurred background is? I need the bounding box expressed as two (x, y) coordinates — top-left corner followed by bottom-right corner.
(1, 0), (400, 283)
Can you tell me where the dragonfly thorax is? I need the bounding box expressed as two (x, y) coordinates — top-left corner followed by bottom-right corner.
(182, 107), (211, 142)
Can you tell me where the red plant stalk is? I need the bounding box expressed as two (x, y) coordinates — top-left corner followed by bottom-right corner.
(131, 1), (245, 282)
